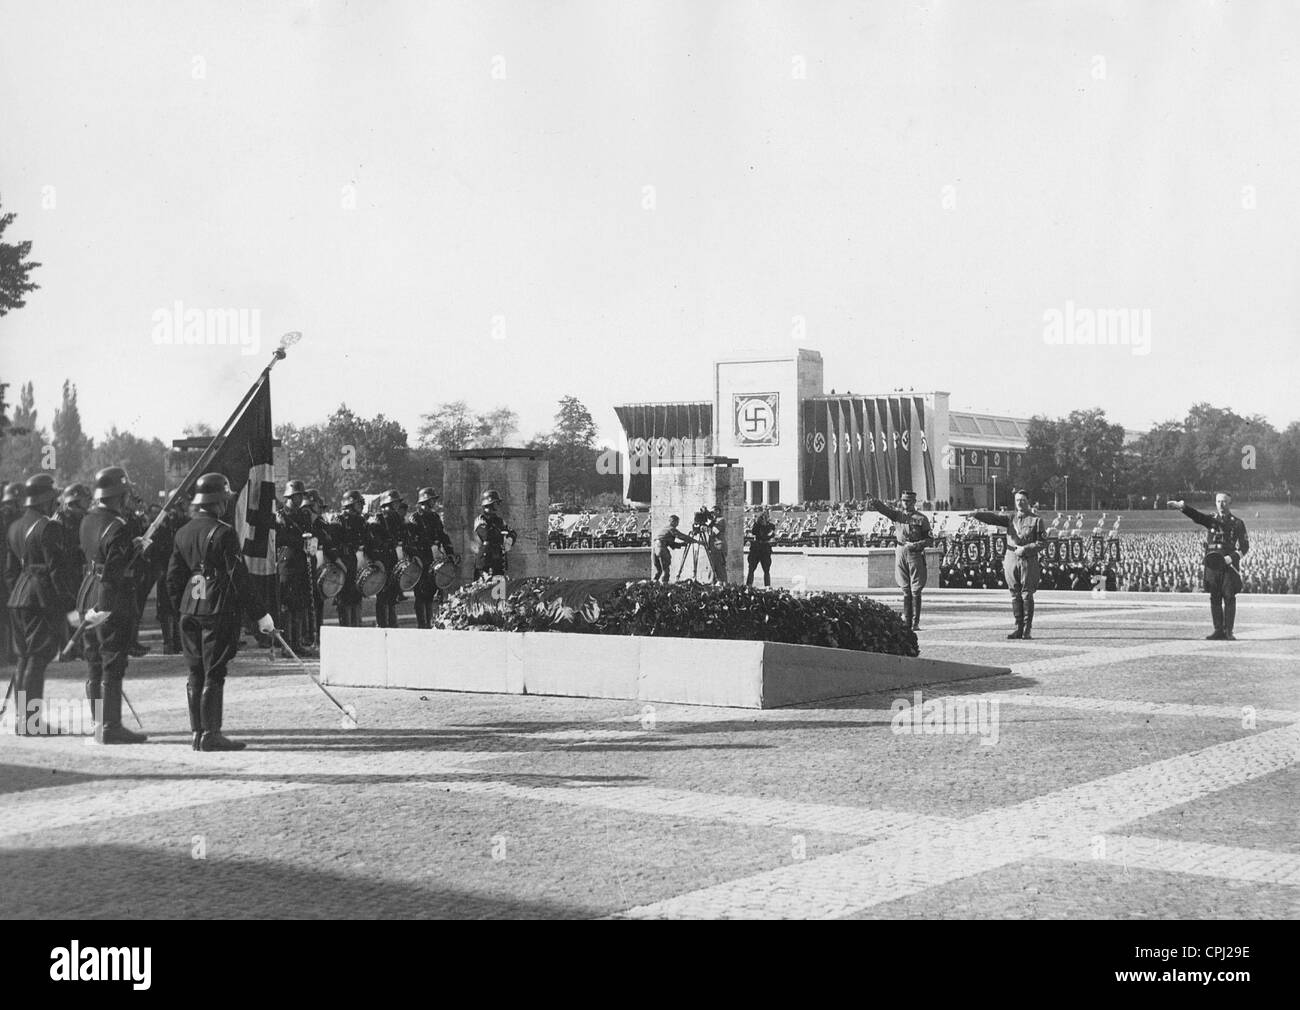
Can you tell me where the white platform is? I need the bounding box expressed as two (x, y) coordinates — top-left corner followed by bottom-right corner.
(320, 627), (1007, 709)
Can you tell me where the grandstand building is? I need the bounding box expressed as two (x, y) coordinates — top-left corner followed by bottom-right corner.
(614, 349), (1035, 509)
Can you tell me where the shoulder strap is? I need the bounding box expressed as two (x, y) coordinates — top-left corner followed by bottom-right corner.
(199, 521), (223, 570)
(23, 515), (50, 555)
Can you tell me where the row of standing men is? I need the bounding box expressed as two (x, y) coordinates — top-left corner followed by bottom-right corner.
(5, 469), (517, 748)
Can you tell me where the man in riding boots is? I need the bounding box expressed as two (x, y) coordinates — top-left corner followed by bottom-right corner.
(5, 474), (78, 736)
(275, 479), (316, 656)
(407, 487), (456, 629)
(367, 490), (407, 628)
(79, 467), (148, 744)
(474, 489), (516, 580)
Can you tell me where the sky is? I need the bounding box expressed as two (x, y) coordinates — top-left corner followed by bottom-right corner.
(2, 0), (1297, 451)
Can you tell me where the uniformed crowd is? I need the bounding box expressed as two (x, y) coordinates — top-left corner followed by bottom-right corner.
(3, 467), (518, 747)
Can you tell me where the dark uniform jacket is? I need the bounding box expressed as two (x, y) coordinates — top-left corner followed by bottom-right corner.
(366, 511), (406, 568)
(6, 507), (76, 615)
(749, 518), (775, 554)
(165, 511), (269, 622)
(407, 509), (453, 562)
(79, 504), (138, 615)
(275, 506), (314, 577)
(324, 511), (367, 564)
(54, 508), (87, 590)
(1181, 505), (1249, 561)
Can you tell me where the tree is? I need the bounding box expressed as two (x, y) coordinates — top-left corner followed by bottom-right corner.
(417, 401), (479, 452)
(0, 381), (48, 477)
(534, 395), (619, 506)
(183, 421), (216, 438)
(0, 197), (41, 316)
(475, 407), (519, 447)
(52, 380), (90, 483)
(325, 404), (411, 494)
(88, 428), (168, 503)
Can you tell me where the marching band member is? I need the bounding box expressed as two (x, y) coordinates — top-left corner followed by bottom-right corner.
(275, 480), (316, 656)
(407, 487), (456, 629)
(324, 490), (368, 627)
(367, 490), (406, 628)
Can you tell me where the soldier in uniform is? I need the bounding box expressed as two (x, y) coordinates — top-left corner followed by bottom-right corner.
(1, 481), (25, 666)
(166, 472), (276, 751)
(302, 489), (329, 643)
(652, 515), (694, 583)
(407, 487), (455, 629)
(366, 489), (407, 628)
(53, 483), (91, 660)
(123, 495), (151, 657)
(79, 467), (148, 744)
(275, 479), (316, 655)
(972, 489), (1047, 639)
(746, 507), (776, 587)
(324, 490), (368, 628)
(5, 474), (78, 734)
(1169, 493), (1250, 640)
(867, 491), (933, 630)
(151, 494), (186, 654)
(474, 489), (516, 579)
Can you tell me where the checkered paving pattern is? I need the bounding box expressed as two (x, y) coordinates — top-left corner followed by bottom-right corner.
(1, 590), (1296, 919)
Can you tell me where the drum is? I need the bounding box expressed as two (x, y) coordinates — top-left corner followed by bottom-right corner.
(395, 556), (424, 591)
(356, 560), (388, 597)
(432, 558), (459, 592)
(317, 561), (346, 600)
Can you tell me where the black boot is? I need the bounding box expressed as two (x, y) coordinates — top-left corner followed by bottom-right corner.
(1223, 597), (1237, 640)
(1208, 594), (1225, 639)
(85, 677), (102, 738)
(1007, 597), (1024, 639)
(97, 681), (148, 745)
(186, 676), (204, 750)
(911, 593), (922, 631)
(200, 681), (245, 752)
(1022, 596), (1034, 640)
(20, 662), (47, 735)
(901, 594), (913, 629)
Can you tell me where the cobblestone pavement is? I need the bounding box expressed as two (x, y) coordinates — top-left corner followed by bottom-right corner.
(1, 590), (1296, 919)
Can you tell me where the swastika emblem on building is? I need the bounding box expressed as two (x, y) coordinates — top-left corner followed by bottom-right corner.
(733, 393), (779, 446)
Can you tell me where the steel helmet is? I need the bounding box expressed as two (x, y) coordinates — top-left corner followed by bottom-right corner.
(481, 489), (501, 507)
(378, 489), (401, 509)
(22, 473), (59, 507)
(92, 466), (132, 501)
(341, 489), (364, 511)
(2, 481), (22, 504)
(417, 486), (439, 504)
(284, 479), (307, 499)
(192, 472), (233, 506)
(305, 487), (322, 509)
(61, 482), (92, 506)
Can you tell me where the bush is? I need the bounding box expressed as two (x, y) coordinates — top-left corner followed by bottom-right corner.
(434, 577), (918, 656)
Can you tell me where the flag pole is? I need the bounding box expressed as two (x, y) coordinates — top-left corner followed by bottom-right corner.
(139, 332), (301, 545)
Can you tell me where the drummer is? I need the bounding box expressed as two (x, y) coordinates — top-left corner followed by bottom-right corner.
(407, 487), (457, 629)
(323, 490), (368, 627)
(366, 490), (407, 628)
